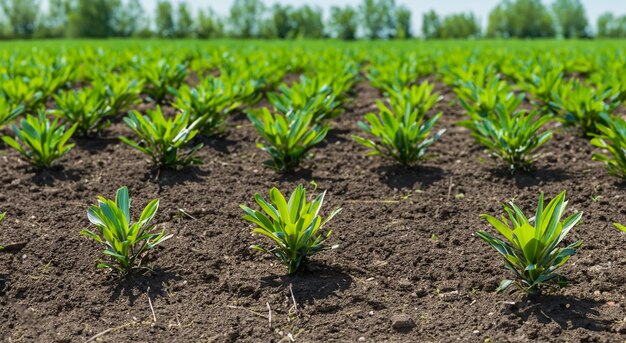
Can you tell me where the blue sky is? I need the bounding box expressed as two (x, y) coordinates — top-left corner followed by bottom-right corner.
(137, 0), (626, 33)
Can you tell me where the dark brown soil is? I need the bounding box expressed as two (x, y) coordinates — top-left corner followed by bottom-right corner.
(1, 77), (626, 343)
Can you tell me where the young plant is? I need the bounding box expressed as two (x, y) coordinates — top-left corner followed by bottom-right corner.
(140, 60), (188, 103)
(388, 82), (442, 116)
(591, 117), (626, 178)
(316, 66), (358, 101)
(220, 71), (264, 106)
(170, 78), (241, 135)
(550, 79), (619, 136)
(268, 76), (344, 123)
(367, 54), (433, 92)
(240, 184), (342, 273)
(81, 186), (172, 274)
(51, 89), (113, 136)
(614, 223), (626, 233)
(93, 76), (143, 115)
(2, 113), (77, 168)
(119, 106), (203, 168)
(457, 77), (524, 119)
(460, 106), (553, 173)
(442, 62), (498, 92)
(0, 78), (44, 112)
(477, 191), (583, 293)
(352, 101), (445, 166)
(0, 100), (23, 128)
(522, 67), (564, 114)
(247, 108), (328, 172)
(604, 72), (626, 103)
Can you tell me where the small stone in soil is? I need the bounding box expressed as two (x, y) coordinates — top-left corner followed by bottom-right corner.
(439, 290), (460, 301)
(391, 314), (415, 331)
(397, 279), (412, 290)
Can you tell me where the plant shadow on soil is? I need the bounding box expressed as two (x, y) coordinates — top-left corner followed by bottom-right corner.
(374, 165), (445, 190)
(487, 167), (573, 189)
(320, 128), (351, 145)
(201, 135), (239, 154)
(75, 136), (120, 153)
(0, 274), (7, 294)
(612, 179), (626, 191)
(106, 268), (181, 306)
(513, 295), (612, 331)
(144, 166), (209, 186)
(260, 263), (352, 305)
(230, 111), (251, 122)
(272, 168), (314, 183)
(29, 166), (81, 186)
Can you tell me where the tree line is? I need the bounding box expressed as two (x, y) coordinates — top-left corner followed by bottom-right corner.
(0, 0), (625, 40)
(424, 0), (624, 39)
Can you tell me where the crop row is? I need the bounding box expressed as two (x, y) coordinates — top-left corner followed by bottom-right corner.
(1, 67), (625, 177)
(2, 181), (623, 295)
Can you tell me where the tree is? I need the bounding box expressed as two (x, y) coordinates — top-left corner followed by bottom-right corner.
(486, 2), (509, 38)
(290, 5), (324, 39)
(175, 2), (194, 38)
(422, 10), (480, 39)
(264, 4), (294, 39)
(440, 13), (481, 39)
(35, 0), (70, 38)
(509, 0), (555, 38)
(135, 14), (154, 38)
(486, 0), (555, 38)
(422, 10), (441, 39)
(229, 0), (265, 38)
(360, 0), (396, 39)
(196, 8), (223, 39)
(597, 13), (614, 38)
(552, 0), (589, 38)
(596, 13), (626, 38)
(113, 0), (144, 37)
(329, 5), (358, 40)
(67, 0), (121, 38)
(155, 0), (175, 38)
(1, 0), (40, 38)
(395, 5), (411, 39)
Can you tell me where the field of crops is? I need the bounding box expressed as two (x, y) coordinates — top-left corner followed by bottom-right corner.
(1, 39), (626, 342)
